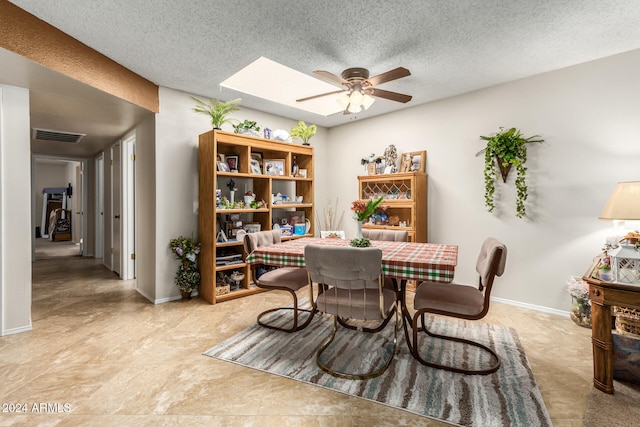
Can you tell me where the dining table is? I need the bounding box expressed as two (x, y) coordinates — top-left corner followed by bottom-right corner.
(245, 237), (459, 305)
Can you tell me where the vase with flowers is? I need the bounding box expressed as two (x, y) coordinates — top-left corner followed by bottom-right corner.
(350, 196), (384, 246)
(169, 235), (201, 298)
(227, 178), (237, 205)
(599, 244), (613, 281)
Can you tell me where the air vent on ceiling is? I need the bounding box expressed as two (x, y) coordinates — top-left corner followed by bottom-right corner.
(32, 128), (86, 143)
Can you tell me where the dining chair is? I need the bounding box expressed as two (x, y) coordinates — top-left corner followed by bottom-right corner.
(304, 245), (399, 379)
(403, 237), (507, 375)
(362, 229), (409, 242)
(243, 230), (314, 332)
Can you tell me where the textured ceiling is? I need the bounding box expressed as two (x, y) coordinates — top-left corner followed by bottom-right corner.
(6, 0), (640, 140)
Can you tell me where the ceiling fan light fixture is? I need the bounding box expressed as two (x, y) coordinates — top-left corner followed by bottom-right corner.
(349, 90), (364, 106)
(362, 94), (375, 110)
(337, 92), (350, 108)
(347, 103), (362, 114)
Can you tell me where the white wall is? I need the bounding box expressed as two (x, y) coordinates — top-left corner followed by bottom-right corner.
(0, 85), (32, 335)
(327, 49), (640, 312)
(152, 87), (330, 302)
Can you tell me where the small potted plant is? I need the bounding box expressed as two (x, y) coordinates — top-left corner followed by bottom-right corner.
(599, 246), (613, 281)
(169, 235), (201, 299)
(476, 127), (543, 218)
(290, 120), (317, 145)
(227, 178), (237, 204)
(191, 97), (241, 129)
(233, 119), (261, 137)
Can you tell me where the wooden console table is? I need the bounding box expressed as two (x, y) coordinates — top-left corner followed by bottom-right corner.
(583, 260), (640, 393)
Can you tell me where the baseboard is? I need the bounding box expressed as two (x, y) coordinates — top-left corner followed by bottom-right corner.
(137, 288), (200, 305)
(491, 296), (569, 318)
(2, 323), (33, 336)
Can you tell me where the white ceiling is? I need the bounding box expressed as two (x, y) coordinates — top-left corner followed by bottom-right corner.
(4, 0), (640, 157)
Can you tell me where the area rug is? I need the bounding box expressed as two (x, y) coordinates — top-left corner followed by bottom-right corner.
(204, 310), (551, 427)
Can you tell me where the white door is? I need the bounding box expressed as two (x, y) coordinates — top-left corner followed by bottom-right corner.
(122, 137), (136, 279)
(95, 154), (104, 259)
(75, 164), (84, 255)
(111, 142), (121, 275)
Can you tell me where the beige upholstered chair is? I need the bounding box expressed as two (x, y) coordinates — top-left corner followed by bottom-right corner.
(362, 229), (409, 242)
(403, 237), (507, 375)
(362, 228), (409, 296)
(243, 230), (313, 332)
(304, 245), (398, 379)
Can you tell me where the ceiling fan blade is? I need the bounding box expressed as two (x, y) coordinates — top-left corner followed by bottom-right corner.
(367, 67), (411, 86)
(296, 89), (345, 103)
(312, 70), (348, 86)
(370, 88), (412, 103)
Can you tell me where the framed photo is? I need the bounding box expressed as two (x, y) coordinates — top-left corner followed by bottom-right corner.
(216, 153), (225, 163)
(251, 151), (263, 167)
(298, 168), (307, 178)
(226, 155), (239, 171)
(244, 222), (261, 233)
(409, 150), (426, 172)
(217, 161), (230, 172)
(250, 159), (262, 174)
(264, 159), (285, 176)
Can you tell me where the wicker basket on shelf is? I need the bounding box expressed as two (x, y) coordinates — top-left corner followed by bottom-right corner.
(615, 306), (640, 337)
(216, 284), (230, 296)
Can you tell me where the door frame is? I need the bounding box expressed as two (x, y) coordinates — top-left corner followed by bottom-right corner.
(95, 153), (104, 259)
(121, 135), (136, 280)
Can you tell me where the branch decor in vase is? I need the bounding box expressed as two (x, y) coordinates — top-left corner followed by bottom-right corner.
(476, 127), (543, 218)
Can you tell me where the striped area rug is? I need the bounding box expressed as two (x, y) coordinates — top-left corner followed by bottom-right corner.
(204, 310), (551, 427)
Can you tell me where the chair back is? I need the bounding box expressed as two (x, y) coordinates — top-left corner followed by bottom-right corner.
(243, 229), (281, 253)
(475, 237), (507, 293)
(305, 245), (382, 290)
(362, 229), (408, 242)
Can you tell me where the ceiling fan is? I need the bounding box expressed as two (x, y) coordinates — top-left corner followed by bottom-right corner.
(296, 67), (412, 114)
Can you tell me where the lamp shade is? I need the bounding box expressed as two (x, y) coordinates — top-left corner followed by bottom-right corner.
(599, 181), (640, 220)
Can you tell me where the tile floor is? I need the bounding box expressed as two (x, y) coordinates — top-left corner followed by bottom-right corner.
(0, 240), (597, 426)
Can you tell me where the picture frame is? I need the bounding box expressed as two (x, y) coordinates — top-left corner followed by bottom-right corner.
(216, 153), (225, 163)
(250, 159), (262, 174)
(409, 150), (426, 172)
(264, 159), (285, 176)
(298, 168), (307, 178)
(251, 151), (263, 167)
(244, 222), (261, 233)
(217, 161), (230, 172)
(226, 155), (239, 172)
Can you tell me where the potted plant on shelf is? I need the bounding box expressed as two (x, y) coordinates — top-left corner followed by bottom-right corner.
(233, 119), (261, 137)
(191, 97), (241, 130)
(476, 127), (543, 218)
(169, 235), (201, 299)
(290, 120), (317, 145)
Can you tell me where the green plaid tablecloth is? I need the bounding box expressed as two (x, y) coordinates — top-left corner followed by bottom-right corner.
(245, 237), (458, 283)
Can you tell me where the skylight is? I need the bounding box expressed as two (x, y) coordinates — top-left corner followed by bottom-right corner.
(220, 57), (344, 117)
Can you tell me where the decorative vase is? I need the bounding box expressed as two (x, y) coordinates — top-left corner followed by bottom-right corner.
(570, 296), (591, 328)
(229, 190), (235, 204)
(357, 220), (363, 239)
(244, 195), (255, 205)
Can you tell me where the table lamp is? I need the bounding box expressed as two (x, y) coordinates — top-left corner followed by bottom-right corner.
(599, 181), (640, 283)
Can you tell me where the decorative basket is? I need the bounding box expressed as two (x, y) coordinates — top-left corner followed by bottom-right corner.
(615, 306), (640, 337)
(216, 284), (230, 296)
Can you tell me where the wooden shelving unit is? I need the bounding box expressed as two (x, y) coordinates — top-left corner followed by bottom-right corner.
(198, 130), (314, 304)
(358, 172), (427, 242)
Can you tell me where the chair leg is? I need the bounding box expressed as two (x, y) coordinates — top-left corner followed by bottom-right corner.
(402, 310), (500, 375)
(317, 308), (399, 380)
(256, 290), (315, 333)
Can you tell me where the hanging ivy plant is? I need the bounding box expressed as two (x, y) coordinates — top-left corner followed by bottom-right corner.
(476, 127), (543, 218)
